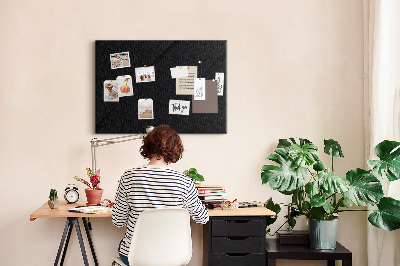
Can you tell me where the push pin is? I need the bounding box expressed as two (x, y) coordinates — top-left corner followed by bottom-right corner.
(198, 61), (201, 64)
(144, 65), (146, 68)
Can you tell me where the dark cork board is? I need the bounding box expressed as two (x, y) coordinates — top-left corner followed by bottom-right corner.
(95, 40), (227, 134)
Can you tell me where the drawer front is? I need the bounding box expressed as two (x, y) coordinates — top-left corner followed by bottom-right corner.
(212, 236), (264, 253)
(211, 218), (265, 236)
(211, 253), (264, 266)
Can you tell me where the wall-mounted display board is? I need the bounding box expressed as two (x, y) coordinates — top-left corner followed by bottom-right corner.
(95, 40), (227, 134)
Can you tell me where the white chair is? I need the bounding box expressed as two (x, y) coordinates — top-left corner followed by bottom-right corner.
(112, 208), (192, 266)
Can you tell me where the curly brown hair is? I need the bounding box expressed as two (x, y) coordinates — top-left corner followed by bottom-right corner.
(140, 125), (184, 163)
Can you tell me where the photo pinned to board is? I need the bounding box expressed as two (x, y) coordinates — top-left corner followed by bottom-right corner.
(110, 52), (131, 69)
(176, 66), (197, 95)
(170, 66), (189, 79)
(138, 99), (154, 119)
(135, 66), (155, 83)
(194, 78), (206, 100)
(104, 80), (119, 102)
(117, 75), (133, 97)
(169, 100), (190, 115)
(215, 72), (224, 96)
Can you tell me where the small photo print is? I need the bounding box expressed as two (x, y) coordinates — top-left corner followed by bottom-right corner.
(138, 99), (154, 119)
(104, 80), (119, 102)
(110, 52), (131, 69)
(135, 66), (155, 83)
(117, 75), (133, 97)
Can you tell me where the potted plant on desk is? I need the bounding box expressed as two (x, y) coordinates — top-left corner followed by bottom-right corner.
(261, 138), (400, 249)
(184, 168), (204, 184)
(74, 168), (103, 206)
(48, 189), (60, 209)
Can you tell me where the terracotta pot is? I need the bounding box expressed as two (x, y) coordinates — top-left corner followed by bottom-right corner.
(85, 188), (103, 206)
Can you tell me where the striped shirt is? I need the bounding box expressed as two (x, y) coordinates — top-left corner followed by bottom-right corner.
(112, 165), (209, 257)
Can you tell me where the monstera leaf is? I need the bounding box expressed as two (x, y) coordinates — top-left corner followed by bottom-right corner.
(261, 148), (307, 192)
(368, 197), (400, 231)
(324, 139), (344, 157)
(343, 168), (383, 206)
(318, 169), (349, 195)
(367, 140), (400, 181)
(288, 142), (319, 168)
(264, 198), (281, 227)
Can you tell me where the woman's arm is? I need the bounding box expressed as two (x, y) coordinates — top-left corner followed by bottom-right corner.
(112, 174), (129, 227)
(182, 181), (209, 224)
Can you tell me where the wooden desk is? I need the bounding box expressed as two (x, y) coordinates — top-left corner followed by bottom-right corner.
(30, 201), (109, 266)
(266, 238), (352, 266)
(204, 207), (275, 266)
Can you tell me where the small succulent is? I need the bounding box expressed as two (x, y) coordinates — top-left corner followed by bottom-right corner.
(49, 189), (58, 201)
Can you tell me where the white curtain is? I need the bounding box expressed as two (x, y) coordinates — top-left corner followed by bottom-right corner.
(366, 0), (400, 265)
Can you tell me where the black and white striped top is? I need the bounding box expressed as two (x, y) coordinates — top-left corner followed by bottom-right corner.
(112, 165), (209, 257)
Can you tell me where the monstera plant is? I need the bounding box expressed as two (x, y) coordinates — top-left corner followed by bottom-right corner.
(261, 138), (400, 232)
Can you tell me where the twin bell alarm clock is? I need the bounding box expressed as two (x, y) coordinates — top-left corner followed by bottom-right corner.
(64, 184), (79, 204)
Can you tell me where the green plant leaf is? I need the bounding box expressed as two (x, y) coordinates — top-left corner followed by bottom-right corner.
(184, 168), (204, 182)
(367, 140), (400, 181)
(288, 218), (296, 229)
(318, 169), (349, 195)
(261, 148), (307, 192)
(264, 198), (281, 227)
(277, 139), (292, 148)
(302, 201), (311, 212)
(313, 160), (326, 172)
(344, 168), (383, 206)
(305, 181), (319, 197)
(288, 143), (319, 168)
(310, 194), (332, 213)
(368, 197), (400, 231)
(324, 139), (344, 158)
(308, 207), (326, 221)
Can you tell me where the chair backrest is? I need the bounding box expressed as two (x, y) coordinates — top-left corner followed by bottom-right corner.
(128, 208), (192, 266)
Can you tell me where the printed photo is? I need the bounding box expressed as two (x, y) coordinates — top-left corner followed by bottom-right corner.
(138, 99), (154, 119)
(110, 52), (131, 69)
(135, 66), (155, 83)
(117, 75), (134, 97)
(104, 80), (119, 102)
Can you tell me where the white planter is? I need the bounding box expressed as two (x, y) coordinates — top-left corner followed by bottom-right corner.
(48, 199), (60, 209)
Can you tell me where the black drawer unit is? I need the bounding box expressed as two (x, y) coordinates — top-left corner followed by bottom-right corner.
(204, 216), (267, 266)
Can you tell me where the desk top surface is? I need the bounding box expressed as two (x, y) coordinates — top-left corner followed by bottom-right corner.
(30, 201), (274, 221)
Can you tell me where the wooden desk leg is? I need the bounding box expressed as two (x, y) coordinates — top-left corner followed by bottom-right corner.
(267, 259), (276, 266)
(82, 217), (98, 266)
(327, 260), (335, 266)
(54, 218), (72, 266)
(71, 218), (89, 266)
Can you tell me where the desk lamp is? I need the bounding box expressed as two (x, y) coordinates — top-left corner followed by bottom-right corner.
(90, 126), (154, 172)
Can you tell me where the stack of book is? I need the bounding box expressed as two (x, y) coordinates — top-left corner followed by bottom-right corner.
(195, 184), (227, 205)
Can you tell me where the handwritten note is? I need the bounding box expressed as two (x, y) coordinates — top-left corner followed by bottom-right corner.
(176, 66), (197, 95)
(169, 100), (190, 115)
(194, 78), (206, 100)
(170, 66), (189, 79)
(215, 73), (224, 96)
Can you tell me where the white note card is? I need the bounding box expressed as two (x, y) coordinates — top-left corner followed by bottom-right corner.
(194, 78), (206, 100)
(170, 66), (189, 79)
(215, 72), (224, 96)
(169, 100), (190, 115)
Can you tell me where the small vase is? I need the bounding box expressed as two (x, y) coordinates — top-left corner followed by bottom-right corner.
(309, 218), (339, 249)
(48, 199), (60, 209)
(85, 188), (104, 206)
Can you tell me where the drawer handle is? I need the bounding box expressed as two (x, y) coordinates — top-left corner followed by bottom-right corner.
(225, 253), (250, 257)
(224, 220), (250, 224)
(225, 236), (249, 241)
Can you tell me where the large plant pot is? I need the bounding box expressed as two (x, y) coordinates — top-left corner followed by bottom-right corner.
(309, 218), (338, 249)
(85, 188), (103, 206)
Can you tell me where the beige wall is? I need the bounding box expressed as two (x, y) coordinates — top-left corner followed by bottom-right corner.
(0, 0), (366, 265)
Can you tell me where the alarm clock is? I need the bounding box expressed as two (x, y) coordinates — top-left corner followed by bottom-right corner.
(64, 184), (79, 204)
